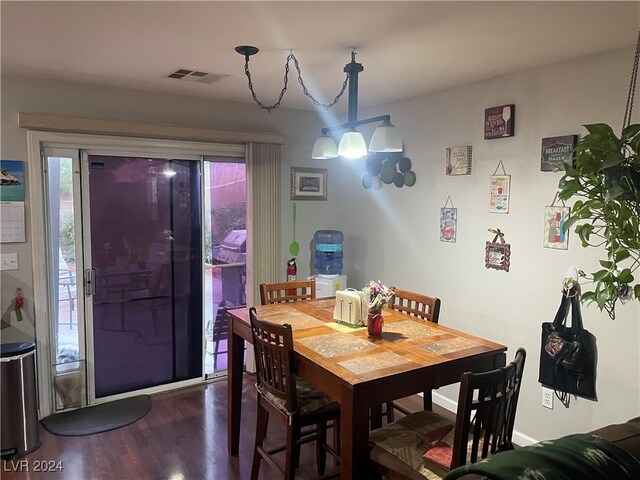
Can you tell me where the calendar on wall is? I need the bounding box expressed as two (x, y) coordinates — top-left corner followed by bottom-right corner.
(1, 202), (26, 243)
(0, 160), (26, 243)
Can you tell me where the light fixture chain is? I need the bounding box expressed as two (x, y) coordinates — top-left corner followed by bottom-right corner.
(242, 53), (292, 113)
(241, 52), (348, 112)
(623, 28), (640, 129)
(291, 55), (349, 110)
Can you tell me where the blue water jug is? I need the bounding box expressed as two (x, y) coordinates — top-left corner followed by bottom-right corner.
(314, 230), (343, 277)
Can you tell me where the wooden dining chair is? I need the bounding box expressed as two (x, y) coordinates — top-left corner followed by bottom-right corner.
(210, 304), (229, 371)
(249, 307), (340, 480)
(259, 278), (316, 305)
(369, 348), (527, 480)
(384, 288), (441, 421)
(388, 288), (441, 324)
(58, 267), (76, 330)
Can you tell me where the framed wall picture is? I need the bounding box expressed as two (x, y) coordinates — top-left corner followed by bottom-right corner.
(484, 104), (515, 139)
(540, 135), (578, 171)
(290, 167), (327, 200)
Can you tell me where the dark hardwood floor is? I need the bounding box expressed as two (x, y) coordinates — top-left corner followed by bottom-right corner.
(1, 375), (444, 479)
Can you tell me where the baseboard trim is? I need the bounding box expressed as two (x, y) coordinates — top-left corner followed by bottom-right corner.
(432, 392), (538, 446)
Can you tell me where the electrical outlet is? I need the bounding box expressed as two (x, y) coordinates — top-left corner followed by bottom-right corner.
(542, 387), (554, 409)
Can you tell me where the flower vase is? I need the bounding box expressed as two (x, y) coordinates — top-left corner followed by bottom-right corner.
(367, 309), (384, 337)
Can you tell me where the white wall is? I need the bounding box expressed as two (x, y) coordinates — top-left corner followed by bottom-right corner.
(302, 47), (638, 442)
(2, 46), (638, 444)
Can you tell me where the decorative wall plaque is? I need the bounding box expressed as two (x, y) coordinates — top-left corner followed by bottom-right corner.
(445, 145), (472, 175)
(540, 135), (578, 171)
(484, 104), (515, 139)
(485, 228), (511, 272)
(362, 152), (416, 189)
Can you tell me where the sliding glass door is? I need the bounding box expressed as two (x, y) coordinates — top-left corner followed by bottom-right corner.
(43, 140), (247, 411)
(203, 158), (247, 377)
(45, 149), (86, 410)
(85, 154), (202, 398)
(44, 150), (204, 405)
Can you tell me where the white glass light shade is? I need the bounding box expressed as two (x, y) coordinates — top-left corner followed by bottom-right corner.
(369, 120), (403, 153)
(338, 130), (367, 159)
(311, 134), (338, 159)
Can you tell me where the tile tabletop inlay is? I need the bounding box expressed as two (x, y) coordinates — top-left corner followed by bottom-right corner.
(384, 319), (440, 339)
(255, 305), (325, 330)
(338, 351), (412, 374)
(298, 333), (378, 358)
(420, 336), (480, 355)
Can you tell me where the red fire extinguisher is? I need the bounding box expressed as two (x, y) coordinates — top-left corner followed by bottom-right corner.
(287, 258), (297, 295)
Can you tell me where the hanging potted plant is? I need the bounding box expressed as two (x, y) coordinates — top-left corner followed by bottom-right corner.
(558, 124), (640, 319)
(558, 32), (640, 320)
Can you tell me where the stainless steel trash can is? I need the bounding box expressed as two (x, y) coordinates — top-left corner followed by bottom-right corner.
(1, 342), (41, 456)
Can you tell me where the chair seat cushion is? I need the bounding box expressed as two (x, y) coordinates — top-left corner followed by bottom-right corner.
(370, 410), (456, 479)
(257, 378), (339, 416)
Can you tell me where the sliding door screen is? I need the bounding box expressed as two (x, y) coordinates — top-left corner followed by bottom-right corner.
(88, 156), (202, 397)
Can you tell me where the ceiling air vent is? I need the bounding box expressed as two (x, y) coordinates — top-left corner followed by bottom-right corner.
(165, 68), (229, 84)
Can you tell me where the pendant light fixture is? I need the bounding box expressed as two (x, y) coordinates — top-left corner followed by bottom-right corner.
(236, 46), (402, 159)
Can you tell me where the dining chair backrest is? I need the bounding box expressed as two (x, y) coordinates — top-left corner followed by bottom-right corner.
(249, 307), (297, 413)
(388, 288), (441, 324)
(451, 347), (527, 468)
(259, 278), (316, 305)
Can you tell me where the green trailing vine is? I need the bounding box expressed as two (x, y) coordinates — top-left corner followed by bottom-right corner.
(558, 123), (640, 319)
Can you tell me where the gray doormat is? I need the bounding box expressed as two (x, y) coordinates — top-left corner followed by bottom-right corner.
(41, 395), (151, 436)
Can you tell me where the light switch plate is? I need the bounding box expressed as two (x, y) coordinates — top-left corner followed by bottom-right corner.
(0, 253), (19, 271)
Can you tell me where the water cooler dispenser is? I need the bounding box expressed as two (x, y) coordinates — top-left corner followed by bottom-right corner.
(311, 230), (347, 298)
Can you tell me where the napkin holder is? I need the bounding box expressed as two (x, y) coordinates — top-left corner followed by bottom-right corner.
(333, 288), (367, 326)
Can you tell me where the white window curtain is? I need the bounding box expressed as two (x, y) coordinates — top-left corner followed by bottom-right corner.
(246, 143), (282, 306)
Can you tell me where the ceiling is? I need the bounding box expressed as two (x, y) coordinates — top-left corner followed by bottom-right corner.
(2, 1), (639, 113)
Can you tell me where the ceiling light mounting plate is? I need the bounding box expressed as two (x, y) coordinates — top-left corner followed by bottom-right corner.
(235, 45), (259, 57)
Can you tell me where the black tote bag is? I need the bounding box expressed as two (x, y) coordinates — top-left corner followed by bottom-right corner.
(538, 291), (597, 403)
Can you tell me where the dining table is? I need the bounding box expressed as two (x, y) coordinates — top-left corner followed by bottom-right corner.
(226, 297), (507, 479)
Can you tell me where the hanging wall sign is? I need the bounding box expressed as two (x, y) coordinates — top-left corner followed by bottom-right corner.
(489, 161), (511, 214)
(484, 104), (515, 139)
(440, 196), (457, 243)
(485, 228), (511, 272)
(543, 192), (570, 250)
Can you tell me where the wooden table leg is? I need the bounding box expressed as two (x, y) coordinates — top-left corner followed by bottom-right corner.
(370, 404), (383, 430)
(341, 386), (373, 480)
(227, 318), (245, 456)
